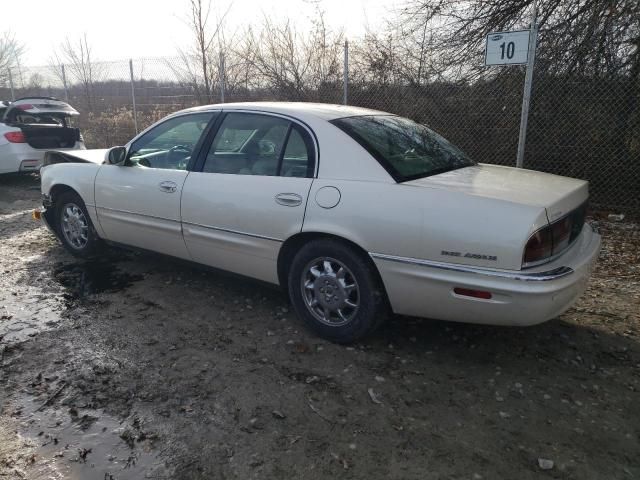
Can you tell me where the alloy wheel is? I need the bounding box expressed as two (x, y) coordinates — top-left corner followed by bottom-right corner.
(60, 203), (89, 250)
(300, 257), (360, 327)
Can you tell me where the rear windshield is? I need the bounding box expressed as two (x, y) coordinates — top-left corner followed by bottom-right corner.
(331, 115), (475, 182)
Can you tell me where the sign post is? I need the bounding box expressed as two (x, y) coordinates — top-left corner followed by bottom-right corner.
(484, 5), (538, 168)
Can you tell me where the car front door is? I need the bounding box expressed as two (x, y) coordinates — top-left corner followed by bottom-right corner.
(94, 111), (217, 259)
(181, 111), (316, 283)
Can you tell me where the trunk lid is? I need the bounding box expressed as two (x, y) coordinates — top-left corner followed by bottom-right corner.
(4, 97), (83, 150)
(6, 98), (79, 118)
(405, 163), (588, 221)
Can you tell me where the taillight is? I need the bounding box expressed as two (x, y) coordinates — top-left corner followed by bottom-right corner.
(551, 216), (572, 253)
(16, 104), (34, 111)
(4, 131), (26, 143)
(523, 226), (553, 266)
(523, 206), (585, 268)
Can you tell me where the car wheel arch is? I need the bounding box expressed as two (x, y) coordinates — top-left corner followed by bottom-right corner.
(49, 184), (81, 205)
(277, 232), (388, 301)
(46, 184), (88, 236)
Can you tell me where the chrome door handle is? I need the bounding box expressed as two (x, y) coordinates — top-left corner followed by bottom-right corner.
(275, 193), (302, 207)
(159, 181), (177, 193)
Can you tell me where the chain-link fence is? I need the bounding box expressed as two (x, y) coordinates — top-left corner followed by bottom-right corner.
(1, 51), (638, 212)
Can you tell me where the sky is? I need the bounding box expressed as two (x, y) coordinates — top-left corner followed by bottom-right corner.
(11, 0), (398, 66)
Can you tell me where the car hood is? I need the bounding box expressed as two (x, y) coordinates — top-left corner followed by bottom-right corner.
(405, 163), (588, 221)
(43, 148), (108, 166)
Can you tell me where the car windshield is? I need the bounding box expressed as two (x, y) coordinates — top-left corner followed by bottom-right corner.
(331, 115), (475, 182)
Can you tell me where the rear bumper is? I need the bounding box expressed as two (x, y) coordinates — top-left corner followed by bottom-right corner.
(371, 224), (601, 326)
(0, 142), (85, 174)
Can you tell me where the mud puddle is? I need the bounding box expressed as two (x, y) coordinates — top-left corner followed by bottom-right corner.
(2, 257), (143, 346)
(53, 258), (144, 301)
(12, 393), (161, 479)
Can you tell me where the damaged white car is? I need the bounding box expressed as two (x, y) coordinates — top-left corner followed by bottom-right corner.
(36, 102), (601, 342)
(0, 97), (85, 174)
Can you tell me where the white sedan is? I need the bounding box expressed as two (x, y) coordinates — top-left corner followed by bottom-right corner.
(0, 97), (86, 174)
(37, 102), (601, 342)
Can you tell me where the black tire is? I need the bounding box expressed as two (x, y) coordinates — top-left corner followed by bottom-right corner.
(54, 191), (102, 257)
(288, 239), (387, 343)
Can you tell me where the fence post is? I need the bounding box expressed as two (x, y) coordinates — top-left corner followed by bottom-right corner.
(61, 65), (69, 102)
(516, 3), (538, 168)
(129, 59), (139, 134)
(219, 52), (225, 103)
(8, 68), (15, 101)
(343, 39), (349, 105)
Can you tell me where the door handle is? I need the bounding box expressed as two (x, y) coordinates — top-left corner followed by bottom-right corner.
(275, 193), (302, 207)
(159, 181), (177, 193)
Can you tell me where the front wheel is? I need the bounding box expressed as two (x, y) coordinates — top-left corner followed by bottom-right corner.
(288, 239), (387, 343)
(54, 191), (101, 257)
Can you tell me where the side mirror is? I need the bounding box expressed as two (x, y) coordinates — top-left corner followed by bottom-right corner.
(105, 146), (127, 165)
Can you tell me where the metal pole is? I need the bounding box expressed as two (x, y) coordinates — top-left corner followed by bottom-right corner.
(219, 52), (225, 103)
(343, 39), (349, 105)
(8, 68), (15, 101)
(516, 2), (538, 168)
(129, 59), (138, 134)
(61, 65), (69, 102)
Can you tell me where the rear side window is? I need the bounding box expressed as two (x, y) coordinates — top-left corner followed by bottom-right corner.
(202, 113), (314, 177)
(281, 128), (311, 177)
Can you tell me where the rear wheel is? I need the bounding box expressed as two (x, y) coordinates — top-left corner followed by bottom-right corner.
(288, 239), (387, 343)
(55, 191), (101, 257)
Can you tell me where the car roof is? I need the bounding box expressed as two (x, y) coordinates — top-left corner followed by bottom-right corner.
(180, 101), (390, 121)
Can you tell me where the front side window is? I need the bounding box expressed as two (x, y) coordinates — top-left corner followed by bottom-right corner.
(128, 112), (215, 170)
(331, 115), (475, 182)
(202, 113), (313, 177)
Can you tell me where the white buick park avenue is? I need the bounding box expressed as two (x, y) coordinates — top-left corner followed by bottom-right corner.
(36, 102), (601, 342)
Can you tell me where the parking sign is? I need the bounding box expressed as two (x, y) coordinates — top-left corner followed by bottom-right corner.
(484, 30), (531, 66)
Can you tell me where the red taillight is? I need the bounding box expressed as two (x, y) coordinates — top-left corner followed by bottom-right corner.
(523, 227), (553, 266)
(551, 216), (572, 253)
(16, 104), (34, 111)
(454, 288), (492, 299)
(4, 131), (26, 143)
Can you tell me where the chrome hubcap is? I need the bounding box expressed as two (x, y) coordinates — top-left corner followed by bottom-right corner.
(60, 203), (89, 249)
(301, 257), (359, 327)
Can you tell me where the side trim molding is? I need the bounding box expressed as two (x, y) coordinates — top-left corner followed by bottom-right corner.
(369, 252), (574, 282)
(183, 221), (283, 243)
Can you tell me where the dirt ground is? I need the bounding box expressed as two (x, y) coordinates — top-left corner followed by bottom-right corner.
(0, 173), (638, 480)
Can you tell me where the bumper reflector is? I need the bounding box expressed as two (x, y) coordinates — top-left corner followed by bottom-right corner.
(454, 287), (492, 300)
(32, 209), (42, 221)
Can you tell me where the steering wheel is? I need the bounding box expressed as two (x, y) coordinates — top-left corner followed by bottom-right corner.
(166, 145), (192, 169)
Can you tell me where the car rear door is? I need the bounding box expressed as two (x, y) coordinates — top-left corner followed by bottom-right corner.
(181, 111), (316, 283)
(94, 111), (217, 259)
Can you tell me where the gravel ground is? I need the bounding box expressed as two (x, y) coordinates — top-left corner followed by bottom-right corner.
(0, 173), (638, 479)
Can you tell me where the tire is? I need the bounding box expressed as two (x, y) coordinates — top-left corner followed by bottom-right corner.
(54, 191), (102, 257)
(288, 239), (388, 343)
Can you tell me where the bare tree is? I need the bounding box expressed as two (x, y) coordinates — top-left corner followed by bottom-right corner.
(394, 0), (640, 79)
(0, 31), (24, 88)
(351, 30), (400, 86)
(239, 10), (344, 99)
(51, 34), (103, 110)
(175, 0), (232, 103)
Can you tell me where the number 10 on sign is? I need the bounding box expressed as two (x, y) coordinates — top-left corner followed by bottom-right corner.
(484, 30), (531, 66)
